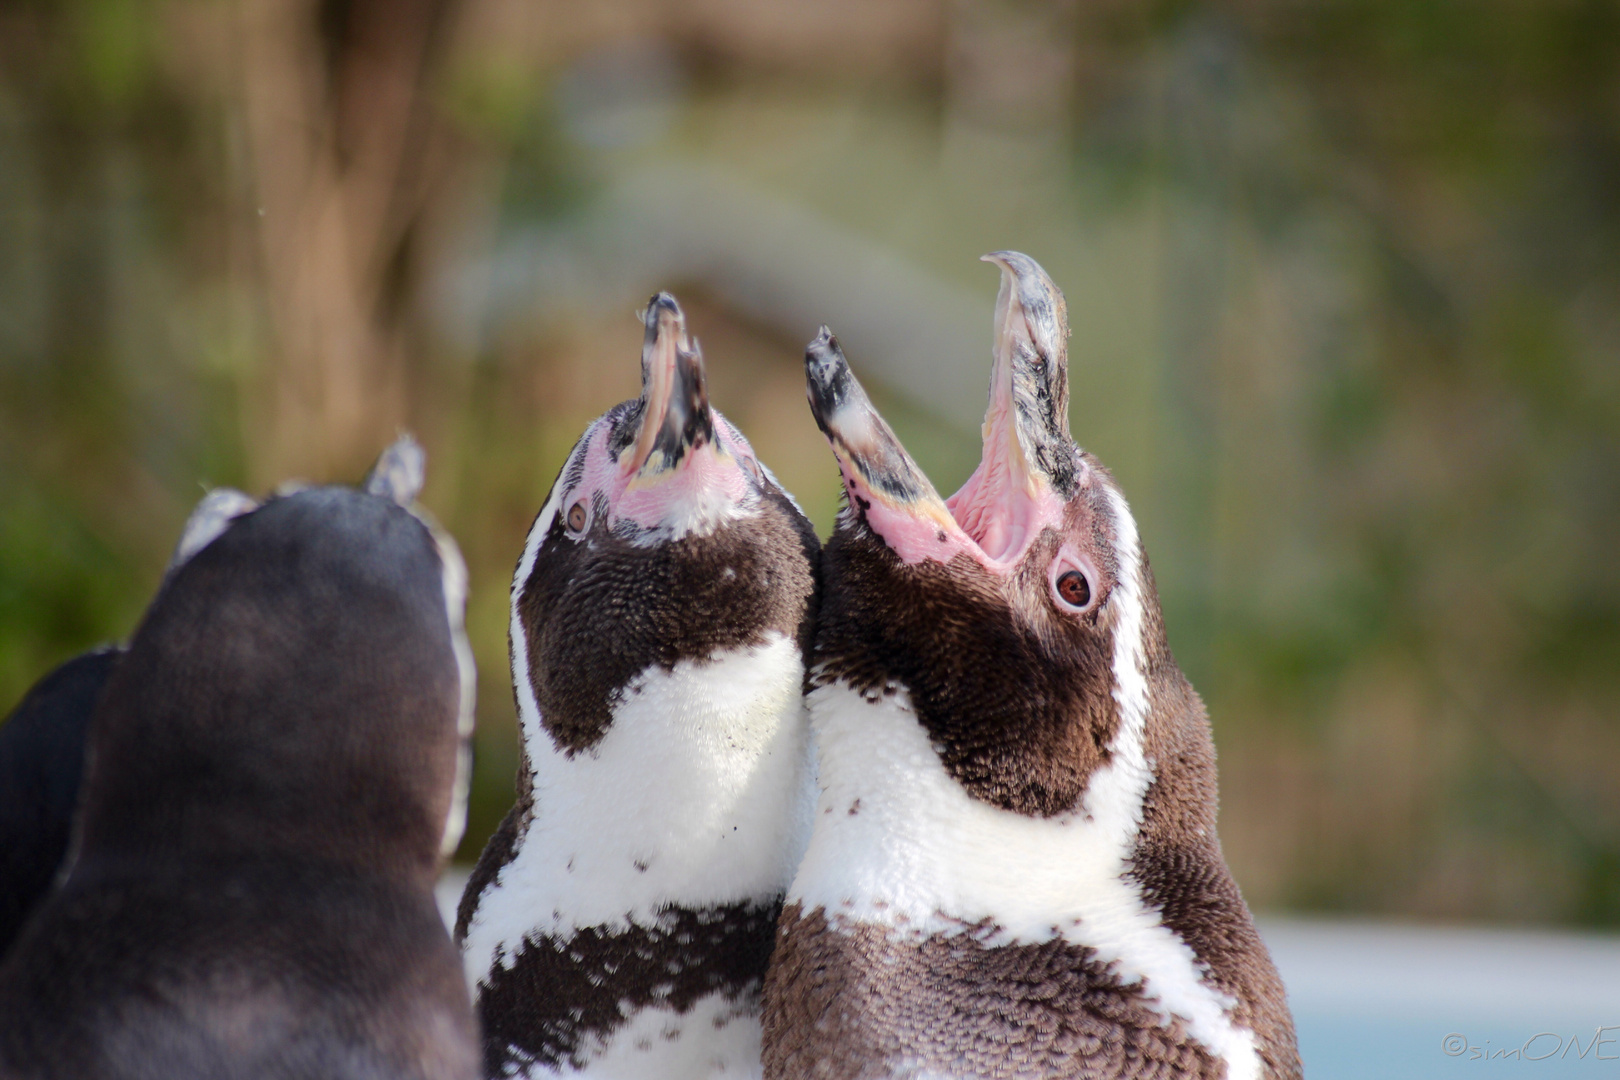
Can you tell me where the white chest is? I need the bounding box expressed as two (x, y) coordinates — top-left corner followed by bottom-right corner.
(785, 681), (1260, 1080)
(462, 633), (814, 985)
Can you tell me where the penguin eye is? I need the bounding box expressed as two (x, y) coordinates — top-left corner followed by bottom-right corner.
(566, 501), (588, 534)
(1055, 569), (1092, 610)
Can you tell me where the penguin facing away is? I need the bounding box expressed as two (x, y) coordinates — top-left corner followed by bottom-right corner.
(0, 488), (258, 963)
(0, 436), (480, 1080)
(456, 293), (820, 1080)
(763, 253), (1300, 1080)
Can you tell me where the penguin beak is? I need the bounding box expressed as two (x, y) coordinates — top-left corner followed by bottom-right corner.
(805, 328), (957, 532)
(364, 433), (426, 507)
(941, 251), (1075, 563)
(806, 251), (1074, 569)
(973, 251), (1072, 499)
(620, 293), (719, 481)
(169, 488), (259, 571)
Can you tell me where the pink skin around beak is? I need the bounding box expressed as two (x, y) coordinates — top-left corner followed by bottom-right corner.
(573, 293), (751, 537)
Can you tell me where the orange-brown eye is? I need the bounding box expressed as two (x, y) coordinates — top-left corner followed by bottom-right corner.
(1056, 569), (1091, 609)
(566, 502), (587, 532)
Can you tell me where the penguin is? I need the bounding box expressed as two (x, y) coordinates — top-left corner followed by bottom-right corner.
(455, 293), (820, 1080)
(763, 253), (1301, 1080)
(0, 646), (121, 960)
(0, 435), (480, 1080)
(0, 488), (258, 962)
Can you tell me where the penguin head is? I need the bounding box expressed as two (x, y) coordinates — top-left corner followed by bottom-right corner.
(76, 437), (475, 879)
(510, 292), (819, 757)
(571, 292), (768, 544)
(806, 252), (1171, 819)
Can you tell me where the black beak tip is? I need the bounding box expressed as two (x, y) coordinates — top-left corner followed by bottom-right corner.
(642, 291), (683, 335)
(805, 326), (847, 382)
(804, 327), (851, 413)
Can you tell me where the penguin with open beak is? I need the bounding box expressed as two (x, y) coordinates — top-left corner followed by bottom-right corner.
(763, 253), (1301, 1080)
(0, 436), (480, 1080)
(456, 294), (820, 1079)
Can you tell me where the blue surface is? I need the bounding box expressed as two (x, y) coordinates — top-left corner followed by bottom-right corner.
(1259, 918), (1620, 1079)
(434, 876), (1620, 1077)
(1297, 1012), (1620, 1078)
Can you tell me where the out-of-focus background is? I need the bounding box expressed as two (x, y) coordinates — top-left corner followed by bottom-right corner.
(3, 0), (1617, 932)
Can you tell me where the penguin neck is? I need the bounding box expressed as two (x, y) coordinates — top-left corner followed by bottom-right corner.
(794, 483), (1158, 918)
(459, 632), (813, 987)
(783, 693), (1261, 1080)
(786, 484), (1263, 1080)
(524, 634), (810, 924)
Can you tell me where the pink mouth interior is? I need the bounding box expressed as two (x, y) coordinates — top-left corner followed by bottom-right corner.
(839, 258), (1072, 571)
(941, 380), (1058, 568)
(947, 443), (1031, 565)
(847, 369), (1062, 571)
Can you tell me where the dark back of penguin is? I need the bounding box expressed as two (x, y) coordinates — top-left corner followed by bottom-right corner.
(75, 486), (463, 882)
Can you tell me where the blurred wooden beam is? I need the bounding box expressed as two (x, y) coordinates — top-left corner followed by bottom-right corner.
(237, 0), (459, 483)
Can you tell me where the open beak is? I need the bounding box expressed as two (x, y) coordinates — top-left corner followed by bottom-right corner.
(620, 292), (718, 481)
(973, 250), (1073, 500)
(805, 327), (958, 535)
(940, 251), (1075, 562)
(806, 251), (1075, 568)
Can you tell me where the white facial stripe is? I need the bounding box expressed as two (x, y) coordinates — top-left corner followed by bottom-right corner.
(713, 411), (799, 517)
(496, 991), (764, 1079)
(785, 482), (1259, 1080)
(754, 459), (806, 518)
(509, 430), (597, 759)
(462, 635), (814, 989)
(459, 436), (578, 990)
(1099, 486), (1257, 1075)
